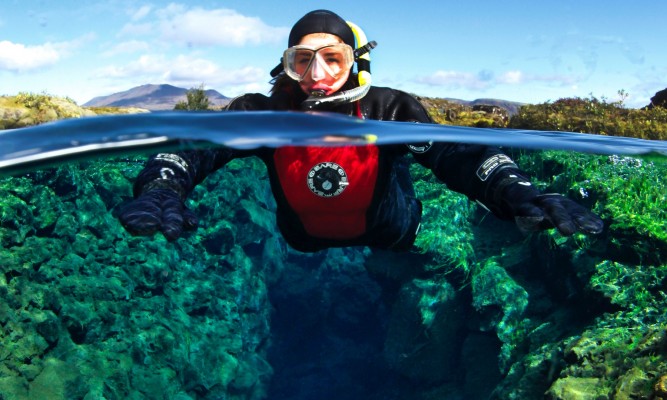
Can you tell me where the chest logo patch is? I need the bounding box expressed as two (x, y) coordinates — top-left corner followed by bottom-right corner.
(307, 162), (349, 197)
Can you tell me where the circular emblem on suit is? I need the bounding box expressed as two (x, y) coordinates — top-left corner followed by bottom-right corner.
(307, 162), (349, 197)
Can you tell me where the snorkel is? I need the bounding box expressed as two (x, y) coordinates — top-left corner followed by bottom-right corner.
(300, 21), (376, 110)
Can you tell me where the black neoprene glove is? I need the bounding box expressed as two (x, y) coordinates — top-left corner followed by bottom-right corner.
(118, 189), (199, 241)
(501, 182), (604, 236)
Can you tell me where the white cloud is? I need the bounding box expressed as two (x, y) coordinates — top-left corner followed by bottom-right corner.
(94, 54), (166, 78)
(497, 70), (524, 84)
(241, 82), (268, 93)
(124, 4), (289, 47)
(0, 41), (61, 72)
(161, 7), (288, 46)
(166, 60), (265, 87)
(93, 54), (265, 88)
(130, 5), (152, 21)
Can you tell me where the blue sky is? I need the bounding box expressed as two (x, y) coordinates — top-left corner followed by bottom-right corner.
(1, 0), (665, 108)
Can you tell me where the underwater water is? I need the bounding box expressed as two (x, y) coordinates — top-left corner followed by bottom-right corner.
(1, 112), (667, 400)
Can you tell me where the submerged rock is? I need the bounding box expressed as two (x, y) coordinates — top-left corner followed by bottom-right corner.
(384, 277), (466, 383)
(546, 376), (605, 400)
(2, 101), (667, 399)
(0, 158), (275, 399)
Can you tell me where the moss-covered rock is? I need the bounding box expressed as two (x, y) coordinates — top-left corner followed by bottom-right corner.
(546, 376), (607, 400)
(0, 156), (278, 399)
(384, 276), (467, 383)
(0, 93), (148, 129)
(2, 92), (667, 400)
(472, 259), (530, 369)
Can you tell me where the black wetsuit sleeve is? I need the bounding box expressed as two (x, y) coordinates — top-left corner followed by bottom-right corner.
(132, 93), (271, 198)
(374, 88), (530, 219)
(413, 142), (527, 215)
(133, 148), (240, 199)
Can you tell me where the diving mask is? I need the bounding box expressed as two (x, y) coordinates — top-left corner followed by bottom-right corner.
(283, 43), (354, 82)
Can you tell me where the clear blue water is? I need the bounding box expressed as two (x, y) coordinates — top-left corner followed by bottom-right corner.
(2, 112), (667, 400)
(2, 111), (666, 176)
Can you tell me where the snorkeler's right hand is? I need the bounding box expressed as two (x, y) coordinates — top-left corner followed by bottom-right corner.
(118, 189), (199, 241)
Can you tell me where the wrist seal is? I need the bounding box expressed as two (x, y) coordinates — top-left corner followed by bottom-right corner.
(476, 154), (517, 181)
(139, 179), (187, 200)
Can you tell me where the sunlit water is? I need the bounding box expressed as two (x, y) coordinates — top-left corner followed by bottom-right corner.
(2, 111), (666, 176)
(1, 112), (667, 400)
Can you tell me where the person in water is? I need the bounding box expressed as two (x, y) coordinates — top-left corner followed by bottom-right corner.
(118, 9), (603, 252)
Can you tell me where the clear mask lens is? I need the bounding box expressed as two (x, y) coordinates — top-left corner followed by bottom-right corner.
(283, 43), (354, 82)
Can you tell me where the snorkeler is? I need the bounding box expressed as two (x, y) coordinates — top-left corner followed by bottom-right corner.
(118, 9), (603, 252)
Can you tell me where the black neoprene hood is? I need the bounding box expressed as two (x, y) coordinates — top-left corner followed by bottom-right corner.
(288, 10), (355, 48)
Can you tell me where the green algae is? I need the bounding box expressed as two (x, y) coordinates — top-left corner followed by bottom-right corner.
(384, 276), (465, 384)
(416, 95), (667, 399)
(546, 376), (607, 400)
(513, 149), (667, 262)
(0, 158), (277, 399)
(411, 162), (476, 274)
(1, 94), (667, 399)
(472, 259), (530, 368)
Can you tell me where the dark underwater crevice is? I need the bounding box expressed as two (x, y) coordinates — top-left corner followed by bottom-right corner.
(265, 253), (408, 400)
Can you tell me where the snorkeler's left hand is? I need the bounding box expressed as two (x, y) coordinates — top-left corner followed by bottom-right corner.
(513, 193), (604, 236)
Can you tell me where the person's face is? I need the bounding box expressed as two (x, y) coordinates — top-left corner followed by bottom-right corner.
(296, 33), (352, 97)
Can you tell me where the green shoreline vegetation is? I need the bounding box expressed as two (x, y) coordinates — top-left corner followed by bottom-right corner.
(1, 90), (667, 399)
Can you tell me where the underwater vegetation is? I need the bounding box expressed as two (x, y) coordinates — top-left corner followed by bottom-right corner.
(1, 92), (667, 399)
(1, 157), (278, 399)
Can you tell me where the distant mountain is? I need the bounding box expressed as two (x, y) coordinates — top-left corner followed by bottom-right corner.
(443, 97), (526, 116)
(84, 84), (524, 115)
(83, 84), (230, 111)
